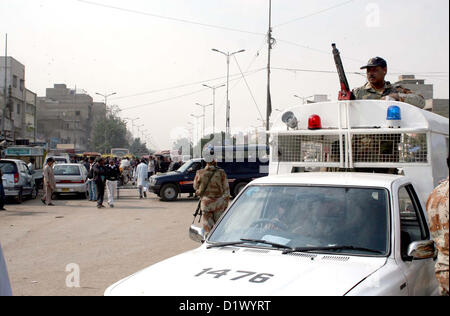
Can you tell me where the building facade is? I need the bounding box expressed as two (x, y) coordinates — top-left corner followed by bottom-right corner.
(37, 84), (105, 151)
(394, 75), (448, 118)
(0, 56), (36, 143)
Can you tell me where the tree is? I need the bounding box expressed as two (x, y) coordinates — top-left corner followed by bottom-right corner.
(90, 116), (129, 154)
(129, 138), (150, 156)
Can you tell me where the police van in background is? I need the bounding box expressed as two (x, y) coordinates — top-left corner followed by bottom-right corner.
(148, 144), (269, 201)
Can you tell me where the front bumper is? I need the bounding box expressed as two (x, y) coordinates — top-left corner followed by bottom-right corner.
(149, 184), (161, 194)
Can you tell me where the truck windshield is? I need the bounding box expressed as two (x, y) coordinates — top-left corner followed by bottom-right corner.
(209, 185), (389, 256)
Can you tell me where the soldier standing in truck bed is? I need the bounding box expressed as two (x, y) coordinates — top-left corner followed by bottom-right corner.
(352, 57), (425, 108)
(193, 151), (231, 234)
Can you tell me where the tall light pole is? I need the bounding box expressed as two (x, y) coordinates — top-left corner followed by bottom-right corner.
(190, 114), (204, 145)
(95, 91), (117, 113)
(195, 102), (213, 137)
(202, 83), (225, 135)
(294, 94), (314, 104)
(95, 91), (117, 153)
(211, 48), (245, 136)
(135, 124), (144, 141)
(123, 117), (139, 136)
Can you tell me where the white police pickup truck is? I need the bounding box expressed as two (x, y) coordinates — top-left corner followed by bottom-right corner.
(105, 173), (439, 296)
(105, 100), (447, 296)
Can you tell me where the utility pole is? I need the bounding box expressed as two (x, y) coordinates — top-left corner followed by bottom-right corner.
(266, 0), (273, 141)
(2, 34), (7, 142)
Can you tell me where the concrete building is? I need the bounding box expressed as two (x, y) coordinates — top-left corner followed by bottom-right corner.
(394, 75), (434, 102)
(394, 75), (448, 118)
(37, 84), (106, 151)
(0, 56), (36, 143)
(424, 99), (449, 118)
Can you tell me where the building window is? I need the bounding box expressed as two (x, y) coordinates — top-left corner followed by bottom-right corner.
(75, 111), (80, 116)
(17, 103), (20, 114)
(20, 79), (24, 91)
(13, 75), (18, 88)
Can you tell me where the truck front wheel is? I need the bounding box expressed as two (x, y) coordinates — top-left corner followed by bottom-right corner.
(233, 182), (248, 197)
(160, 184), (178, 201)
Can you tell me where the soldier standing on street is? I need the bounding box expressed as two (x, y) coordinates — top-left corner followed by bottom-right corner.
(352, 57), (425, 108)
(193, 150), (231, 235)
(426, 158), (449, 296)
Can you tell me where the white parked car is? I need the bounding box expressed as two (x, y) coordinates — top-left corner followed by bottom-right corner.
(105, 173), (440, 296)
(53, 164), (88, 198)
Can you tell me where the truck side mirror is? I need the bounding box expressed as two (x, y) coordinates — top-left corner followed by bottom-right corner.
(189, 225), (206, 243)
(406, 240), (436, 260)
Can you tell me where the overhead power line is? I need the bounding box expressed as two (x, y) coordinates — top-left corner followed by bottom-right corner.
(77, 0), (265, 36)
(274, 0), (356, 28)
(120, 68), (266, 111)
(112, 68), (265, 101)
(233, 55), (264, 121)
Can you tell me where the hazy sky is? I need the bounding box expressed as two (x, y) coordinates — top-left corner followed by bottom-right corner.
(1, 0), (449, 150)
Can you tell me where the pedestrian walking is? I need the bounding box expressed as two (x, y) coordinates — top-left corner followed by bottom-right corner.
(87, 157), (97, 201)
(92, 158), (107, 209)
(27, 158), (35, 174)
(0, 168), (6, 211)
(148, 156), (156, 178)
(41, 157), (56, 206)
(426, 158), (449, 296)
(193, 149), (231, 235)
(134, 159), (148, 199)
(106, 159), (120, 208)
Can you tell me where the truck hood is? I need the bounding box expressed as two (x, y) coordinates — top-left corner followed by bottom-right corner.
(105, 246), (386, 296)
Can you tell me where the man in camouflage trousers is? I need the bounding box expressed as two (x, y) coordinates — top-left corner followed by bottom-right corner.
(352, 57), (425, 108)
(193, 159), (231, 235)
(426, 162), (449, 296)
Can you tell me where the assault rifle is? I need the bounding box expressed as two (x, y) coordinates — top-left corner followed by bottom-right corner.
(332, 43), (355, 100)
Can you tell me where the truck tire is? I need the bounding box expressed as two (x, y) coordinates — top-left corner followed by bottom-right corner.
(233, 182), (248, 197)
(160, 184), (178, 201)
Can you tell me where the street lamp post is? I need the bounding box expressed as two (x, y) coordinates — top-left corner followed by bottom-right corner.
(211, 48), (245, 136)
(95, 91), (117, 153)
(95, 92), (117, 113)
(190, 114), (204, 145)
(202, 83), (225, 135)
(123, 117), (139, 136)
(294, 94), (314, 104)
(195, 102), (213, 137)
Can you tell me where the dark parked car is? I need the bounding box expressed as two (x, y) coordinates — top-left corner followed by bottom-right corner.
(149, 154), (269, 201)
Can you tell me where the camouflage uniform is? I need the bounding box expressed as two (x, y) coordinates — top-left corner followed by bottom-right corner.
(352, 81), (425, 108)
(426, 177), (449, 296)
(193, 164), (231, 234)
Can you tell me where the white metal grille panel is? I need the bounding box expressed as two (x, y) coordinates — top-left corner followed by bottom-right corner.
(274, 135), (343, 163)
(351, 133), (428, 163)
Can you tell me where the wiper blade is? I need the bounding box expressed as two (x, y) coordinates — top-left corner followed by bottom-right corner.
(240, 238), (293, 250)
(282, 245), (383, 255)
(207, 238), (292, 250)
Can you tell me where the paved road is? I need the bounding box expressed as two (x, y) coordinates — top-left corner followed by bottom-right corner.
(0, 190), (200, 296)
